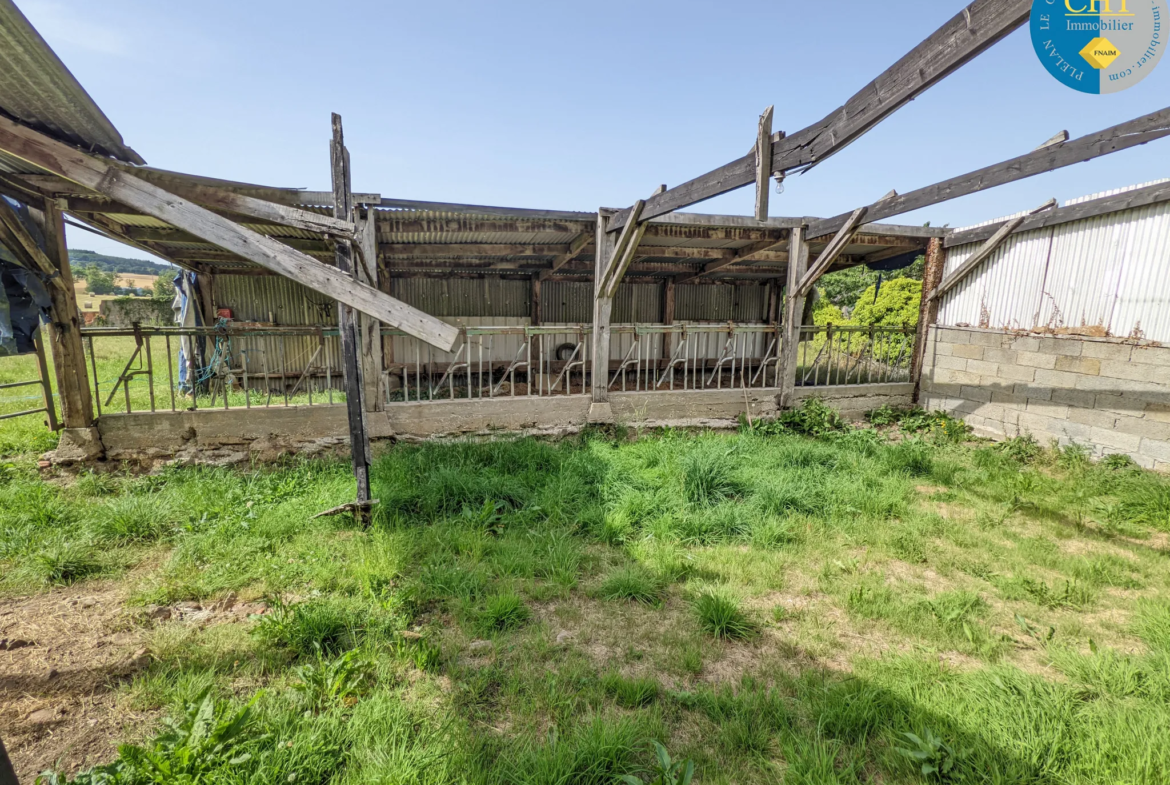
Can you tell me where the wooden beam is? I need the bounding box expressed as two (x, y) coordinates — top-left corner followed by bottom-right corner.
(945, 180), (1170, 247)
(40, 201), (95, 428)
(380, 242), (569, 257)
(675, 237), (788, 284)
(357, 208), (383, 412)
(798, 207), (868, 295)
(540, 230), (594, 280)
(929, 198), (1056, 300)
(778, 226), (810, 409)
(0, 197), (67, 290)
(0, 114), (459, 351)
(380, 216), (589, 235)
(912, 237), (946, 399)
(332, 114), (372, 508)
(755, 105), (774, 221)
(1035, 130), (1069, 150)
(601, 201), (645, 285)
(807, 108), (1170, 239)
(591, 210), (617, 412)
(113, 167), (357, 237)
(609, 0), (1032, 230)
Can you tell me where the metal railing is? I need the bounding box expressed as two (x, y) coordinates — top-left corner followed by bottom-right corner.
(392, 325), (592, 402)
(78, 321), (914, 415)
(0, 330), (59, 428)
(608, 324), (781, 393)
(795, 324), (915, 386)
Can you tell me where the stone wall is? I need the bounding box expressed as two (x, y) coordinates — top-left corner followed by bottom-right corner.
(74, 383), (914, 467)
(920, 326), (1170, 470)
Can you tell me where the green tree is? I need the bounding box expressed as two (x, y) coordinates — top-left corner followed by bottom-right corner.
(818, 255), (925, 309)
(78, 264), (119, 295)
(152, 274), (176, 301)
(851, 278), (922, 328)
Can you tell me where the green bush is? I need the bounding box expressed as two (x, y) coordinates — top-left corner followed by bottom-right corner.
(851, 278), (922, 328)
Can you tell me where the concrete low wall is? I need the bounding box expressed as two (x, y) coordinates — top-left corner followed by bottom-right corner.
(921, 326), (1170, 470)
(89, 383), (913, 466)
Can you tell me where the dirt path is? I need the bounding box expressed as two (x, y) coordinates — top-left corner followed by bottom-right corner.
(0, 583), (153, 782)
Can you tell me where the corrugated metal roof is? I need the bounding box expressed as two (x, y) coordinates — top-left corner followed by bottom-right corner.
(0, 0), (142, 164)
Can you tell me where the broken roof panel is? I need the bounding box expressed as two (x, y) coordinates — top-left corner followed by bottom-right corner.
(0, 0), (143, 165)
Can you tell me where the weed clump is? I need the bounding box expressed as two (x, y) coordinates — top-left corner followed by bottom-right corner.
(681, 449), (740, 506)
(694, 591), (756, 640)
(602, 672), (660, 708)
(32, 540), (101, 585)
(479, 592), (530, 633)
(253, 597), (381, 656)
(599, 566), (665, 605)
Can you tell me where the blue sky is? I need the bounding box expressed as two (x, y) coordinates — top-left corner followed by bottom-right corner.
(17, 0), (1170, 262)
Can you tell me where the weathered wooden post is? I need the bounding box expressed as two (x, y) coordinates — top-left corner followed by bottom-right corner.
(40, 201), (94, 429)
(778, 226), (809, 409)
(356, 207), (383, 411)
(330, 114), (373, 513)
(589, 209), (617, 422)
(912, 236), (945, 401)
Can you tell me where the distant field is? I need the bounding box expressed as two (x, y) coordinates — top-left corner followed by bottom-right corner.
(74, 274), (159, 313)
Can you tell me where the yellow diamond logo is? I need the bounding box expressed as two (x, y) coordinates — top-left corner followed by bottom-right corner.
(1080, 37), (1120, 70)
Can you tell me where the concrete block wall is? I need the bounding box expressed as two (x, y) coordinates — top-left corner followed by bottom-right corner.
(920, 326), (1170, 470)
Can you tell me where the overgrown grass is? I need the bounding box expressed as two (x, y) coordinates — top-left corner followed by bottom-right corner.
(10, 404), (1170, 784)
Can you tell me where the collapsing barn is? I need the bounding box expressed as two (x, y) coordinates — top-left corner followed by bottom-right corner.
(1, 0), (1169, 487)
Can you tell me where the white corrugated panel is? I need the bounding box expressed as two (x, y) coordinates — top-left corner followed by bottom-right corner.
(938, 228), (1054, 330)
(939, 183), (1170, 342)
(1036, 215), (1129, 332)
(1109, 202), (1170, 341)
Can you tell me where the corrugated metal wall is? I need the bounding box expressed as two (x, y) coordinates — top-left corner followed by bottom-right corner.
(392, 278), (530, 318)
(938, 198), (1170, 342)
(215, 274), (775, 374)
(676, 283), (767, 322)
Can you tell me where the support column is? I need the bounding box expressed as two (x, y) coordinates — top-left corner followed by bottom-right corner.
(660, 277), (675, 364)
(531, 273), (545, 394)
(778, 226), (809, 409)
(589, 209), (617, 422)
(912, 237), (945, 402)
(331, 114), (372, 509)
(356, 208), (383, 411)
(196, 271), (216, 325)
(41, 201), (94, 429)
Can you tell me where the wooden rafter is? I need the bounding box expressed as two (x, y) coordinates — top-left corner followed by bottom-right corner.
(0, 197), (67, 290)
(540, 230), (592, 280)
(945, 181), (1170, 247)
(928, 198), (1056, 301)
(608, 0), (1032, 231)
(798, 207), (868, 295)
(754, 105), (774, 221)
(806, 108), (1170, 239)
(674, 238), (788, 284)
(0, 114), (459, 351)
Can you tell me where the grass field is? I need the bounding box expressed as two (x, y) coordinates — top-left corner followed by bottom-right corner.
(2, 403), (1170, 784)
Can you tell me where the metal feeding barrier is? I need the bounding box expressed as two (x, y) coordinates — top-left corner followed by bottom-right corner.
(607, 323), (782, 393)
(795, 324), (915, 387)
(77, 321), (912, 415)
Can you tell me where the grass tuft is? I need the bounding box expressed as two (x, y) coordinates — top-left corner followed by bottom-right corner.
(479, 592), (530, 633)
(694, 591), (755, 640)
(599, 566), (664, 605)
(601, 672), (660, 708)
